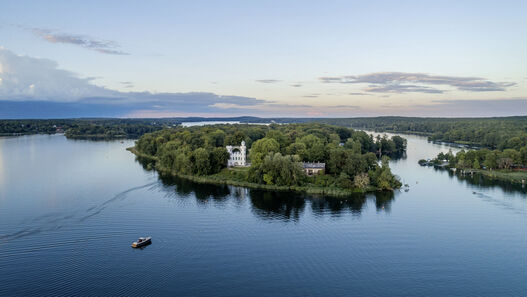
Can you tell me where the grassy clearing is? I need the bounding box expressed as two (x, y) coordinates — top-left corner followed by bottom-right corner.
(475, 169), (527, 184)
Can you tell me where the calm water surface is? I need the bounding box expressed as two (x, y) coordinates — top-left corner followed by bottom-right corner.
(1, 134), (526, 296)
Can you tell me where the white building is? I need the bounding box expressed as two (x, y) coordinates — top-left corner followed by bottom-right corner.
(226, 141), (247, 167)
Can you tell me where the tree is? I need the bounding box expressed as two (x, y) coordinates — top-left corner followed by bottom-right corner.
(192, 148), (211, 175)
(250, 137), (280, 165)
(173, 151), (192, 174)
(266, 130), (289, 150)
(298, 134), (326, 161)
(502, 149), (521, 164)
(344, 139), (362, 154)
(249, 153), (306, 186)
(354, 173), (370, 189)
(327, 148), (347, 175)
(210, 147), (229, 173)
(520, 147), (527, 165)
(391, 136), (407, 153)
(498, 157), (513, 170)
(343, 153), (367, 177)
(483, 152), (497, 169)
(285, 142), (307, 157)
(207, 129), (226, 147)
(473, 159), (480, 169)
(337, 172), (353, 188)
(369, 156), (400, 190)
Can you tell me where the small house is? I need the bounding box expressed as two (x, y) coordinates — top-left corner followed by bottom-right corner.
(302, 162), (325, 176)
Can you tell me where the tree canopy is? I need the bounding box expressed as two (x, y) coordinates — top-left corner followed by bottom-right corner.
(134, 123), (405, 191)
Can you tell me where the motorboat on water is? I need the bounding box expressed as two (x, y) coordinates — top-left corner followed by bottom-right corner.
(131, 236), (151, 248)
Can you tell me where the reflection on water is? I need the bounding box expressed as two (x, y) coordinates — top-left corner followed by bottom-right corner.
(2, 134), (527, 297)
(369, 131), (527, 195)
(440, 168), (527, 194)
(0, 139), (4, 193)
(153, 169), (396, 222)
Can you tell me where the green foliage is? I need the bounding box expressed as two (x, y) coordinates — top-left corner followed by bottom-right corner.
(473, 159), (481, 169)
(250, 137), (280, 165)
(353, 173), (370, 189)
(0, 119), (166, 139)
(368, 156), (401, 190)
(249, 153), (306, 186)
(322, 116), (527, 150)
(338, 173), (353, 189)
(133, 123), (404, 192)
(433, 146), (527, 170)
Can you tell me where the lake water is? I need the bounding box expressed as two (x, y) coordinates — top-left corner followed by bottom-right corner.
(1, 133), (526, 296)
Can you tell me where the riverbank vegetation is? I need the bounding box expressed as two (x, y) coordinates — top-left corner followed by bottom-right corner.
(424, 148), (527, 184)
(322, 116), (527, 150)
(132, 123), (405, 195)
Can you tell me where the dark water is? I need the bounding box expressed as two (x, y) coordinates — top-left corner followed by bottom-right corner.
(1, 134), (526, 296)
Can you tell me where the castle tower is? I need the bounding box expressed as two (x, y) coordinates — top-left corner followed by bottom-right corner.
(226, 141), (246, 167)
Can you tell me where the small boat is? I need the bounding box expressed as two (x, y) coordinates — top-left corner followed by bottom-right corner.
(131, 236), (152, 248)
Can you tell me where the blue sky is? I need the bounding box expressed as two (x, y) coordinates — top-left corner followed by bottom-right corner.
(1, 0), (526, 118)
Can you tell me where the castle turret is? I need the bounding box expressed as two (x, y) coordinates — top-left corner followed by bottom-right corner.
(226, 141), (246, 167)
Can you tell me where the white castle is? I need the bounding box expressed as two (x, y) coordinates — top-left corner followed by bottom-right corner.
(226, 141), (247, 167)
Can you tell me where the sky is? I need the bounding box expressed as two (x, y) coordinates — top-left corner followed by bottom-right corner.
(0, 0), (526, 118)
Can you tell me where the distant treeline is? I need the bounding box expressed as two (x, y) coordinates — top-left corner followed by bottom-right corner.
(310, 116), (527, 150)
(3, 116), (527, 150)
(0, 119), (173, 139)
(0, 117), (264, 139)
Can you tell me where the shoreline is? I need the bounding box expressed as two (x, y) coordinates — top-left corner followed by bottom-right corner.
(428, 163), (527, 185)
(127, 147), (395, 197)
(470, 168), (527, 184)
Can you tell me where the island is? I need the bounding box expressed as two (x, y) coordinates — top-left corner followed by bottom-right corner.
(129, 123), (406, 196)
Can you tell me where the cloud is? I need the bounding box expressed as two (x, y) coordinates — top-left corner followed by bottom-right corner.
(0, 48), (266, 117)
(2, 48), (525, 118)
(120, 81), (134, 88)
(0, 47), (113, 101)
(349, 92), (371, 96)
(416, 98), (527, 117)
(31, 28), (129, 55)
(362, 98), (527, 117)
(320, 72), (516, 93)
(365, 84), (444, 94)
(255, 79), (281, 84)
(0, 49), (365, 118)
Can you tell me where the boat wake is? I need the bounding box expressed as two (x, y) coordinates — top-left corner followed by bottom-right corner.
(472, 191), (527, 215)
(0, 181), (158, 245)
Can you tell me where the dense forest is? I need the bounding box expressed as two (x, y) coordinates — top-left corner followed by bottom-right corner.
(0, 117), (263, 139)
(0, 119), (170, 139)
(133, 123), (406, 193)
(317, 116), (527, 150)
